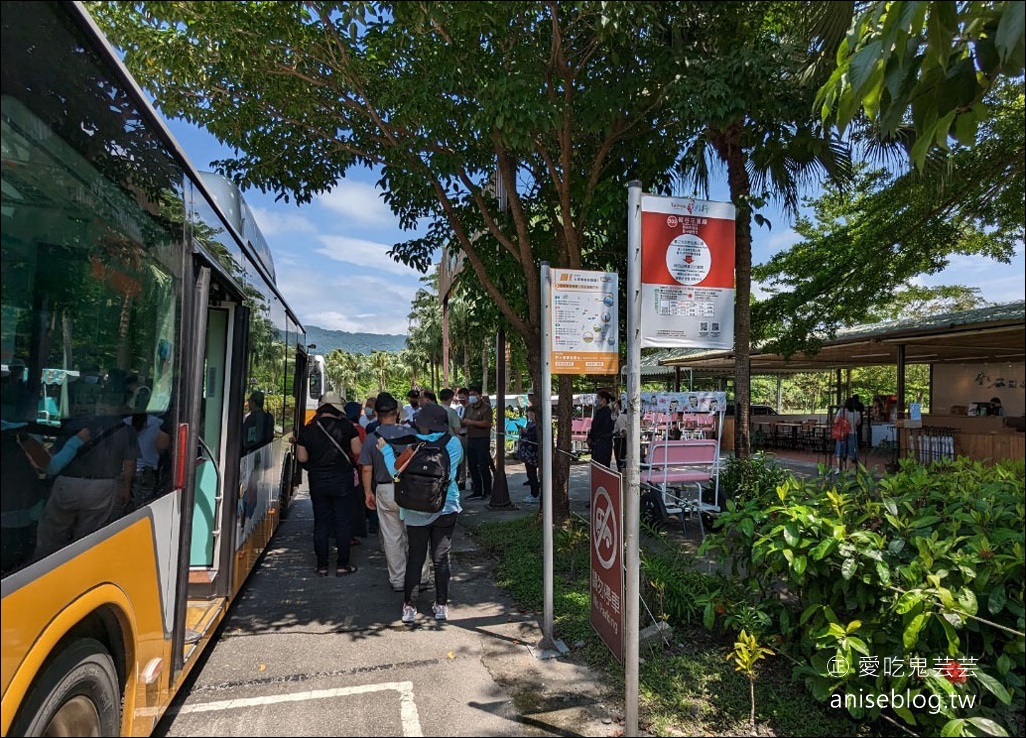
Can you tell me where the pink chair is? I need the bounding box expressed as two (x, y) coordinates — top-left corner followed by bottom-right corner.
(640, 439), (720, 538)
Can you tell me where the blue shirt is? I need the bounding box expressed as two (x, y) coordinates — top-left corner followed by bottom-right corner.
(380, 431), (463, 526)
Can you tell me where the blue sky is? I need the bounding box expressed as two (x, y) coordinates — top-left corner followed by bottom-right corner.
(167, 120), (1025, 337)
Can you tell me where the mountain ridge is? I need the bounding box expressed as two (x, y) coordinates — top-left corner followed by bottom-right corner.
(303, 324), (408, 355)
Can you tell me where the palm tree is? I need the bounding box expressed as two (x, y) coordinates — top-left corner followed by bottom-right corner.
(367, 351), (392, 392)
(673, 3), (852, 457)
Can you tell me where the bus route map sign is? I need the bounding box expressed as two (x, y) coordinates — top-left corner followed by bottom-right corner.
(640, 195), (735, 349)
(590, 461), (624, 664)
(550, 268), (618, 375)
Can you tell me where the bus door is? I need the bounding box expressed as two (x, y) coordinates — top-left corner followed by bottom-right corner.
(185, 273), (246, 602)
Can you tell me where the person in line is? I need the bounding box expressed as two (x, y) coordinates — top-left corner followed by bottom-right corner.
(359, 392), (431, 592)
(454, 387), (470, 490)
(587, 390), (615, 469)
(359, 396), (377, 429)
(295, 392), (361, 577)
(833, 397), (861, 472)
(438, 388), (463, 439)
(376, 403), (463, 623)
(35, 385), (140, 560)
(402, 389), (420, 427)
(461, 385), (492, 500)
(344, 401), (371, 540)
(988, 397), (1007, 417)
(517, 406), (540, 504)
(613, 399), (629, 472)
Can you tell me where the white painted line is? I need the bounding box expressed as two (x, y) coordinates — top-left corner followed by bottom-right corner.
(171, 681), (423, 737)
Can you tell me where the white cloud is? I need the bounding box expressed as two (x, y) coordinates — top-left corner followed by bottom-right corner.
(315, 234), (425, 278)
(249, 205), (317, 238)
(316, 180), (397, 228)
(275, 267), (416, 335)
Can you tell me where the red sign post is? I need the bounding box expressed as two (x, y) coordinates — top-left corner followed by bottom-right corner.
(590, 462), (624, 664)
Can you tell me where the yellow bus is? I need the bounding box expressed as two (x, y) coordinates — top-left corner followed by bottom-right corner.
(1, 2), (307, 734)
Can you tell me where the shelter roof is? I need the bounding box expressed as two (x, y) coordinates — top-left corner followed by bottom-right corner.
(658, 301), (1025, 374)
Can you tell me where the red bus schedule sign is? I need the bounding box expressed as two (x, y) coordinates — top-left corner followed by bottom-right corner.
(640, 195), (735, 349)
(590, 462), (624, 664)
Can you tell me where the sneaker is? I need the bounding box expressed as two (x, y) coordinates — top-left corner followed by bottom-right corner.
(432, 603), (448, 621)
(522, 495), (539, 504)
(401, 604), (417, 624)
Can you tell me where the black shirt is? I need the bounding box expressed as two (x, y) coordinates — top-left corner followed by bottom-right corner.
(297, 413), (358, 489)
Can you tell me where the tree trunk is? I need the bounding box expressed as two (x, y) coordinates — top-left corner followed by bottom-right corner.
(553, 374), (573, 524)
(481, 342), (489, 397)
(715, 124), (753, 459)
(442, 298), (450, 389)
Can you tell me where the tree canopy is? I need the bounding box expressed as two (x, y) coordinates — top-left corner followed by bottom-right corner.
(817, 1), (1025, 166)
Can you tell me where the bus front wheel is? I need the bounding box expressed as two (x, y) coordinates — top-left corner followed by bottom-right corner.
(11, 638), (121, 737)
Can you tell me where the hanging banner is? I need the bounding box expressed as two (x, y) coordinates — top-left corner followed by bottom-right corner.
(640, 195), (735, 349)
(550, 268), (618, 375)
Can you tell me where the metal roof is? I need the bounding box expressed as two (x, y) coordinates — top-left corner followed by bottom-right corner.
(658, 300), (1025, 374)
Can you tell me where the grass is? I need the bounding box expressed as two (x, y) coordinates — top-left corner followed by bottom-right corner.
(468, 515), (877, 737)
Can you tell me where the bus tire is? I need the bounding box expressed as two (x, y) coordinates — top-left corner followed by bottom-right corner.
(11, 638), (121, 737)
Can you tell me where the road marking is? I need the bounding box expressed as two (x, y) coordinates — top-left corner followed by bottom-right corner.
(171, 681), (423, 736)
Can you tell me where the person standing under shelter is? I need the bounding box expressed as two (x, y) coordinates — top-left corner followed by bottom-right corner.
(461, 385), (492, 500)
(376, 403), (463, 623)
(832, 398), (861, 472)
(296, 392), (362, 577)
(359, 392), (431, 592)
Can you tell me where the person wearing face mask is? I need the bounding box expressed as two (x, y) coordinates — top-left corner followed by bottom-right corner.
(359, 396), (377, 429)
(460, 384), (492, 500)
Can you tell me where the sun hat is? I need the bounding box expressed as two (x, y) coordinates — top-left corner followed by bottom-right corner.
(415, 403), (451, 434)
(318, 391), (346, 414)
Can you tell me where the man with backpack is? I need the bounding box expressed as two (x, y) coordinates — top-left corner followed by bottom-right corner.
(358, 392), (431, 592)
(376, 402), (463, 624)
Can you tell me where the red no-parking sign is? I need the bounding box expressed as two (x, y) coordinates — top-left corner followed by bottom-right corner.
(590, 462), (624, 663)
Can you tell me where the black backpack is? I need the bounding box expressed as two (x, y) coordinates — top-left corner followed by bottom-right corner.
(391, 433), (451, 513)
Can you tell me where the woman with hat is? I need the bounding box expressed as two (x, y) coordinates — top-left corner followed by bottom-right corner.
(296, 392), (362, 577)
(376, 402), (463, 623)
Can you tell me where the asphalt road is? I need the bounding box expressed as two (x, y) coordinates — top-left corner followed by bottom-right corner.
(154, 462), (623, 737)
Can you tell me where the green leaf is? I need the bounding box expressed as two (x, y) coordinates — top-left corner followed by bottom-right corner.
(967, 717), (1010, 736)
(811, 538), (836, 560)
(841, 557), (856, 580)
(988, 587), (1007, 615)
(975, 671), (1013, 705)
(875, 560), (891, 587)
(995, 0), (1026, 66)
(940, 719), (965, 737)
(793, 555), (807, 576)
(957, 588), (978, 616)
(895, 591), (921, 614)
(783, 523), (799, 547)
(903, 612), (928, 649)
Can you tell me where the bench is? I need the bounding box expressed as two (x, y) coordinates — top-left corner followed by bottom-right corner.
(640, 439), (721, 538)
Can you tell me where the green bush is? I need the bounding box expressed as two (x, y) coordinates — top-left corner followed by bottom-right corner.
(719, 452), (792, 506)
(702, 458), (1025, 737)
